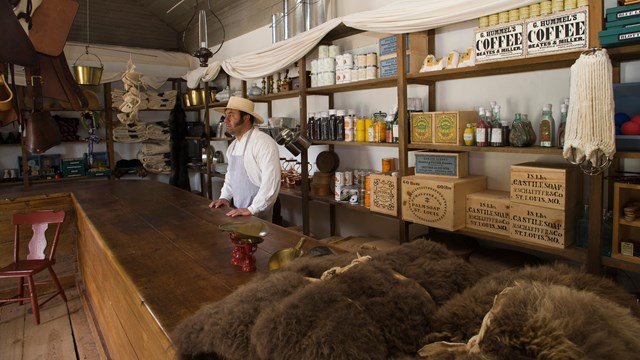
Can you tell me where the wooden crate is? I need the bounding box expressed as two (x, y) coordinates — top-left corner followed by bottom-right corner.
(466, 190), (510, 236)
(433, 111), (477, 146)
(410, 112), (433, 144)
(370, 173), (398, 216)
(510, 203), (576, 248)
(510, 162), (580, 210)
(379, 33), (428, 56)
(415, 151), (468, 178)
(402, 175), (486, 231)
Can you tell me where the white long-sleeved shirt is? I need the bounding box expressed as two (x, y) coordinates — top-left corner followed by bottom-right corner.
(219, 128), (281, 216)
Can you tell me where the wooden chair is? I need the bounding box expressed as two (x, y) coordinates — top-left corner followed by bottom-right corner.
(0, 210), (67, 324)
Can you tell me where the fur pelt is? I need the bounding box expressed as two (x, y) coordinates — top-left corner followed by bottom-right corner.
(251, 261), (436, 360)
(473, 281), (640, 360)
(426, 263), (640, 344)
(173, 271), (311, 360)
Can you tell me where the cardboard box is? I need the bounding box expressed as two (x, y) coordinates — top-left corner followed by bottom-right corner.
(510, 162), (580, 210)
(433, 111), (477, 145)
(525, 8), (589, 57)
(599, 24), (640, 48)
(410, 112), (433, 144)
(606, 2), (640, 22)
(369, 173), (398, 216)
(379, 33), (427, 56)
(474, 21), (526, 63)
(415, 151), (468, 178)
(62, 158), (87, 178)
(510, 203), (576, 248)
(466, 190), (510, 236)
(402, 175), (487, 231)
(379, 51), (427, 77)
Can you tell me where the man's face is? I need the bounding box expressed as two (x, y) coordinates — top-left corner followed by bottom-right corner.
(224, 109), (249, 136)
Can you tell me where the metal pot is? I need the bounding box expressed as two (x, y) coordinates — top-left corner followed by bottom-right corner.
(72, 50), (104, 85)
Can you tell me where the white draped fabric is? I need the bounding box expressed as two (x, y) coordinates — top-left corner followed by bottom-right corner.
(184, 0), (541, 86)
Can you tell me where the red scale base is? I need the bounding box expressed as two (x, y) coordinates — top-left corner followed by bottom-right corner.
(229, 232), (263, 272)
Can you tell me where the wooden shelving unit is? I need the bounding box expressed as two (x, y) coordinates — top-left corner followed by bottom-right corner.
(611, 182), (640, 272)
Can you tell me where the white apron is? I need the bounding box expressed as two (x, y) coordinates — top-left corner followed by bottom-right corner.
(228, 129), (273, 221)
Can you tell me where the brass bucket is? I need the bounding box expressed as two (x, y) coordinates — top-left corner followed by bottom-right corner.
(72, 49), (104, 85)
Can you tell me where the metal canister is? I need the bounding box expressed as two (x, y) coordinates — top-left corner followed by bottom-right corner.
(356, 130), (366, 142)
(329, 45), (340, 58)
(366, 52), (377, 67)
(356, 54), (367, 67)
(343, 68), (352, 83)
(358, 66), (367, 80)
(335, 171), (345, 186)
(344, 170), (353, 186)
(509, 9), (519, 22)
(529, 3), (541, 17)
(364, 190), (370, 208)
(478, 16), (489, 27)
(344, 128), (354, 142)
(334, 185), (343, 201)
(342, 53), (353, 69)
(318, 45), (329, 58)
(348, 188), (359, 205)
(366, 66), (377, 80)
(382, 158), (394, 173)
(364, 175), (371, 191)
(311, 59), (318, 73)
(519, 6), (530, 19)
(351, 68), (359, 82)
(488, 13), (499, 25)
(335, 54), (344, 69)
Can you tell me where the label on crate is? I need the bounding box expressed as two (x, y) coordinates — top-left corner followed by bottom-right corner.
(511, 174), (566, 207)
(467, 202), (510, 234)
(510, 207), (569, 247)
(525, 8), (589, 57)
(371, 175), (397, 215)
(416, 154), (459, 177)
(474, 22), (525, 63)
(404, 184), (448, 223)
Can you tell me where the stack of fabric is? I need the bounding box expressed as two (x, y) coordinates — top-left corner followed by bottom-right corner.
(112, 122), (149, 143)
(139, 141), (171, 175)
(148, 90), (177, 110)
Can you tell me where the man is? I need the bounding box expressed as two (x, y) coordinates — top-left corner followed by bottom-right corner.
(208, 96), (281, 221)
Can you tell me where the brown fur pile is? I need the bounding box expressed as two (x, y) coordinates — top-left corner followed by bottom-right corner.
(173, 239), (478, 360)
(426, 263), (640, 344)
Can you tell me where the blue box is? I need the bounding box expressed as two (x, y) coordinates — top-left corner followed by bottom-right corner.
(17, 155), (41, 179)
(380, 53), (426, 77)
(379, 33), (427, 56)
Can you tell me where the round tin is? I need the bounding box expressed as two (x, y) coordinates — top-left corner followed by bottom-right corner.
(478, 16), (489, 27)
(334, 185), (343, 201)
(318, 45), (329, 58)
(344, 170), (353, 186)
(356, 54), (367, 67)
(351, 68), (359, 82)
(519, 6), (530, 19)
(365, 66), (377, 80)
(335, 171), (345, 186)
(366, 52), (377, 67)
(329, 45), (340, 58)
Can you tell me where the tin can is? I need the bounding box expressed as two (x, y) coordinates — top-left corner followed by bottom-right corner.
(358, 67), (367, 81)
(529, 3), (541, 17)
(342, 53), (353, 69)
(552, 0), (564, 12)
(382, 158), (394, 172)
(335, 69), (344, 84)
(318, 45), (329, 58)
(366, 66), (377, 80)
(366, 52), (377, 67)
(311, 59), (318, 73)
(519, 6), (530, 19)
(344, 170), (353, 186)
(356, 129), (366, 142)
(343, 68), (352, 83)
(335, 54), (344, 69)
(334, 185), (343, 201)
(344, 115), (353, 129)
(576, 0), (588, 7)
(329, 45), (340, 58)
(365, 175), (371, 191)
(356, 54), (367, 67)
(348, 188), (359, 204)
(508, 9), (519, 22)
(478, 16), (489, 27)
(498, 11), (509, 24)
(364, 190), (370, 208)
(345, 128), (354, 142)
(335, 171), (345, 186)
(351, 68), (359, 82)
(564, 0), (576, 10)
(488, 14), (499, 26)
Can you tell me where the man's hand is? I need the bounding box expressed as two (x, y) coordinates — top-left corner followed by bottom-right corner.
(209, 198), (230, 208)
(225, 208), (252, 217)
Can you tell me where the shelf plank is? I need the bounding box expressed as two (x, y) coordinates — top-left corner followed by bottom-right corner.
(309, 193), (398, 219)
(306, 77), (397, 95)
(407, 51), (582, 84)
(407, 144), (563, 155)
(312, 140), (399, 148)
(248, 89), (300, 102)
(456, 227), (587, 262)
(619, 219), (640, 228)
(616, 151), (640, 159)
(604, 254), (640, 273)
(607, 44), (640, 62)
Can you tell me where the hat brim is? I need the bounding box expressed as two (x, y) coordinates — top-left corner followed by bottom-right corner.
(213, 105), (264, 124)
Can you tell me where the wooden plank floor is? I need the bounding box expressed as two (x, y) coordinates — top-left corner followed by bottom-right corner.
(0, 286), (105, 360)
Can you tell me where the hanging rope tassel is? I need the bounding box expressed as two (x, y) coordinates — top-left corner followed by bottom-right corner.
(563, 49), (616, 171)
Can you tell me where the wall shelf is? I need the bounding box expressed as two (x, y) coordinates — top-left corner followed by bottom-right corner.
(407, 144), (563, 155)
(312, 140), (399, 148)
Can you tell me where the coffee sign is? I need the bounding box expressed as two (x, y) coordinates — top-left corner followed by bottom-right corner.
(474, 23), (525, 63)
(525, 8), (589, 57)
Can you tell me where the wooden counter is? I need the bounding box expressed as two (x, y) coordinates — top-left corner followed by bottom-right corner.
(1, 180), (314, 359)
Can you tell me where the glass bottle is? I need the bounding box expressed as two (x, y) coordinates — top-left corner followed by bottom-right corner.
(539, 104), (555, 147)
(319, 111), (329, 140)
(509, 113), (525, 147)
(328, 109), (337, 141)
(336, 109), (345, 141)
(490, 105), (503, 146)
(307, 112), (315, 140)
(557, 103), (567, 148)
(385, 109), (394, 143)
(392, 107), (399, 143)
(522, 114), (537, 146)
(476, 107), (490, 147)
(463, 123), (476, 146)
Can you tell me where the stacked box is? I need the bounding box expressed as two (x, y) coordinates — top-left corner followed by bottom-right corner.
(466, 190), (510, 236)
(415, 151), (468, 178)
(600, 3), (640, 47)
(379, 33), (428, 56)
(402, 175), (487, 231)
(509, 162), (580, 248)
(434, 111), (476, 145)
(410, 112), (433, 144)
(62, 158), (86, 178)
(369, 173), (398, 216)
(379, 52), (427, 77)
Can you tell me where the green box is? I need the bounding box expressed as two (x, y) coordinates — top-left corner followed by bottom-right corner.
(599, 26), (640, 48)
(606, 3), (640, 23)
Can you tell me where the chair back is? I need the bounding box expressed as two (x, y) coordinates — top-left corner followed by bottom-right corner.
(12, 210), (66, 262)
